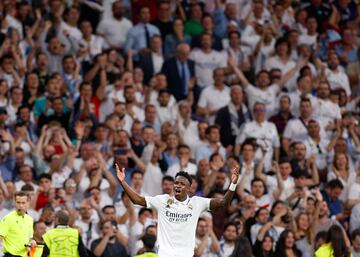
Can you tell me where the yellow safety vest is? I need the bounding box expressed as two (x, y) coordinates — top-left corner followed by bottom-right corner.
(43, 227), (80, 257)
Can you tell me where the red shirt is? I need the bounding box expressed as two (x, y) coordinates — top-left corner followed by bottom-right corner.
(35, 191), (49, 210)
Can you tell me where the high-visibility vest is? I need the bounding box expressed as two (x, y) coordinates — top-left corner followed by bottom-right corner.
(43, 227), (80, 257)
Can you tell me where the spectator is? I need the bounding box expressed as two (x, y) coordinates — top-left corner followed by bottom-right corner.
(235, 102), (280, 171)
(274, 230), (302, 257)
(96, 0), (132, 50)
(161, 43), (195, 102)
(215, 85), (250, 150)
(194, 217), (220, 257)
(219, 222), (238, 257)
(189, 33), (226, 89)
(196, 68), (231, 123)
(124, 6), (160, 56)
(137, 35), (164, 85)
(91, 220), (129, 257)
(164, 19), (192, 60)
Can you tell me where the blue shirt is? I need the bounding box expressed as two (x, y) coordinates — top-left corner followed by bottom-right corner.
(322, 190), (342, 217)
(163, 34), (192, 59)
(195, 143), (226, 164)
(213, 8), (242, 38)
(124, 22), (160, 55)
(33, 96), (70, 117)
(0, 156), (15, 181)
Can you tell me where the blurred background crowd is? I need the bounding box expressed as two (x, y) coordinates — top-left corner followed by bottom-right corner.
(1, 0), (360, 256)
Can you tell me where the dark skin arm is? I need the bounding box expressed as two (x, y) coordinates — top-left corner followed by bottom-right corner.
(115, 163), (146, 207)
(209, 166), (239, 211)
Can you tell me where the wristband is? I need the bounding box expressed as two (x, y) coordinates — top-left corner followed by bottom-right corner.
(229, 182), (237, 191)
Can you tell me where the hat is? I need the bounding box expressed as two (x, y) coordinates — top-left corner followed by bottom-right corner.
(0, 107), (7, 114)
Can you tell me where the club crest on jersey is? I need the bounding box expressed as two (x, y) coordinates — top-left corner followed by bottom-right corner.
(188, 204), (193, 210)
(166, 198), (174, 208)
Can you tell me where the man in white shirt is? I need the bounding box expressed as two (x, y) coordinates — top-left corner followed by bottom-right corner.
(79, 21), (105, 61)
(167, 144), (197, 177)
(176, 101), (200, 156)
(287, 74), (318, 117)
(96, 0), (133, 49)
(196, 68), (231, 124)
(282, 97), (314, 155)
(325, 51), (351, 97)
(189, 33), (226, 89)
(59, 6), (82, 47)
(194, 217), (220, 257)
(230, 60), (280, 118)
(115, 164), (240, 257)
(303, 119), (331, 170)
(315, 80), (341, 128)
(235, 102), (280, 171)
(298, 16), (318, 48)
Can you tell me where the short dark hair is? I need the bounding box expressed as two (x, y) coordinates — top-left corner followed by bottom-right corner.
(351, 228), (360, 241)
(175, 171), (192, 185)
(327, 179), (344, 190)
(142, 233), (157, 249)
(14, 191), (29, 199)
(205, 125), (219, 135)
(224, 222), (238, 234)
(139, 208), (152, 216)
(162, 176), (174, 183)
(131, 170), (144, 179)
(102, 205), (116, 213)
(39, 173), (52, 181)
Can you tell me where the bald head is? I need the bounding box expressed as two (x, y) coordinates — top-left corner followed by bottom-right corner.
(176, 43), (190, 62)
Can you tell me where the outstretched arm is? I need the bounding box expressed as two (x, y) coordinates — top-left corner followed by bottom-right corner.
(115, 163), (146, 206)
(209, 166), (239, 211)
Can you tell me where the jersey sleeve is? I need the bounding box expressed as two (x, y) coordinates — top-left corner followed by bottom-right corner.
(145, 195), (166, 210)
(194, 196), (211, 213)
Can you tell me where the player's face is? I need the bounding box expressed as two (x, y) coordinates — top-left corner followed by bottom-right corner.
(174, 176), (190, 200)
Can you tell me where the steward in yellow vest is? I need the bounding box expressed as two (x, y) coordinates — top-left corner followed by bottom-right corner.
(41, 210), (88, 257)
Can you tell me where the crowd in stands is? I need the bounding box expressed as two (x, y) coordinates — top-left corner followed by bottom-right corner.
(2, 0), (360, 256)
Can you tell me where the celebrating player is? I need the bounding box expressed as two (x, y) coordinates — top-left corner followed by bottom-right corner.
(115, 163), (240, 257)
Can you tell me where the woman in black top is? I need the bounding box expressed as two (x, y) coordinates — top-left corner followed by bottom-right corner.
(253, 222), (274, 257)
(274, 229), (302, 257)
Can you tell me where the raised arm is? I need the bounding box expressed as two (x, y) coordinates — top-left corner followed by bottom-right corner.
(229, 54), (250, 88)
(115, 163), (146, 206)
(209, 166), (239, 211)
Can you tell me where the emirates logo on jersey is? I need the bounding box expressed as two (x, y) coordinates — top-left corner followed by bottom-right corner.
(166, 211), (192, 223)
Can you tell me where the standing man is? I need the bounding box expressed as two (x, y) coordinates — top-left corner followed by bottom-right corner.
(115, 164), (240, 257)
(41, 210), (88, 257)
(0, 191), (36, 257)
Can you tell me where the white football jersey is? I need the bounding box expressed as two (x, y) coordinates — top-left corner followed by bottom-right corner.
(145, 194), (211, 257)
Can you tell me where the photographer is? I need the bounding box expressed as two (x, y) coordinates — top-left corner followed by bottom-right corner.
(91, 220), (129, 257)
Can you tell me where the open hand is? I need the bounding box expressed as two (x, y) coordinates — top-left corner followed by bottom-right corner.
(115, 163), (125, 182)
